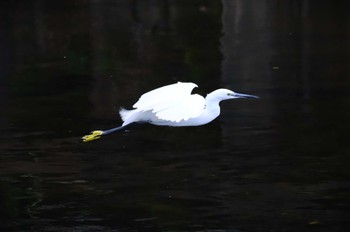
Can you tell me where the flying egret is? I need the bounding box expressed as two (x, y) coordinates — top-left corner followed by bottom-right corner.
(82, 82), (259, 142)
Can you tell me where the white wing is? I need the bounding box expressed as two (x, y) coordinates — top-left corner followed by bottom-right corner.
(133, 82), (197, 109)
(154, 94), (205, 122)
(133, 82), (205, 122)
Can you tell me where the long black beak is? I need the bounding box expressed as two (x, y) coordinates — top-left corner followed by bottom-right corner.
(233, 92), (260, 99)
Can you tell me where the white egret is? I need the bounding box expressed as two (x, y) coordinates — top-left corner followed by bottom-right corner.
(82, 82), (259, 142)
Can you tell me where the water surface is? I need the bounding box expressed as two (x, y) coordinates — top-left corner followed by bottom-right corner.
(0, 1), (349, 231)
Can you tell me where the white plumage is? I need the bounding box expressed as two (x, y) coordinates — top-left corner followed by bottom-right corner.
(119, 81), (258, 127)
(120, 82), (205, 126)
(82, 81), (259, 142)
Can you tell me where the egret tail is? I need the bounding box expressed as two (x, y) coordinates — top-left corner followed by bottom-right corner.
(81, 125), (126, 142)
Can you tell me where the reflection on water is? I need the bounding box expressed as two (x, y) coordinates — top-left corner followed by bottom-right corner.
(1, 1), (349, 231)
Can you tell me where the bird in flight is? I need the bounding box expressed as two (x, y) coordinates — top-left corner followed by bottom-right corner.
(82, 82), (259, 142)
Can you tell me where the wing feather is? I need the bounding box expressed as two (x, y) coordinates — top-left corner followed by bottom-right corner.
(154, 94), (205, 122)
(133, 82), (198, 110)
(132, 82), (205, 123)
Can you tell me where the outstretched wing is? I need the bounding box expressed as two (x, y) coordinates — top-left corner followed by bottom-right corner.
(133, 82), (205, 123)
(133, 82), (197, 109)
(154, 93), (205, 122)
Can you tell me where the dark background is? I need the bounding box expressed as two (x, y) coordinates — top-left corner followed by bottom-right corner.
(0, 1), (349, 231)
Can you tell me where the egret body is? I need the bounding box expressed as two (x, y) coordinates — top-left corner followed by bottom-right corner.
(82, 82), (258, 142)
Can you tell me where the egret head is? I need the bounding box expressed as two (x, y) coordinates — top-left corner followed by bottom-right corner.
(209, 89), (259, 101)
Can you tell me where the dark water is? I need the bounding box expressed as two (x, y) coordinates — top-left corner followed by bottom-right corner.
(1, 1), (349, 231)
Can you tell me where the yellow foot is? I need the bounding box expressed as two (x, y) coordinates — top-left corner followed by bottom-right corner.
(82, 130), (104, 142)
